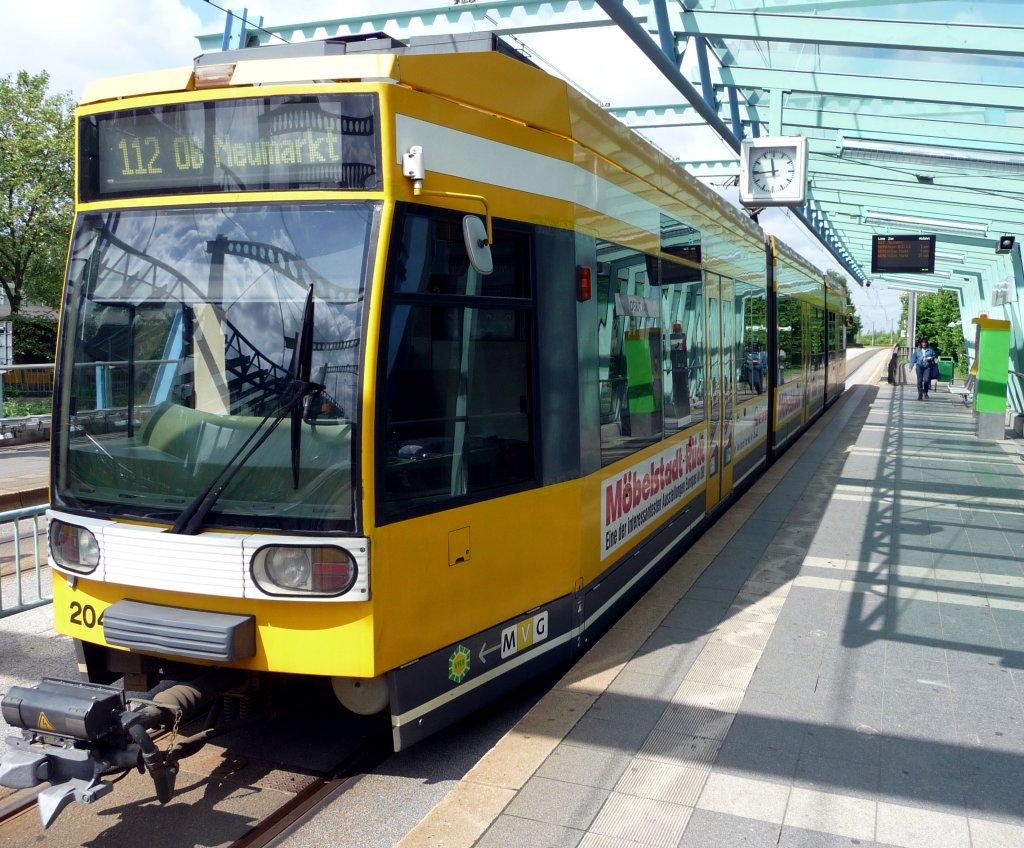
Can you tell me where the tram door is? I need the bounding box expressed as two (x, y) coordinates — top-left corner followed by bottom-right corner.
(705, 275), (735, 509)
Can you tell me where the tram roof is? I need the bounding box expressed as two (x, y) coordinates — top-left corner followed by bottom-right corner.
(192, 1), (1024, 346)
(83, 27), (832, 293)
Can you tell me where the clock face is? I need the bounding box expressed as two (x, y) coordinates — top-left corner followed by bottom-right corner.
(751, 149), (796, 194)
(738, 136), (807, 206)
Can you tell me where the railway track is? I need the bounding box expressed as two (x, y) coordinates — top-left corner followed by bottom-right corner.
(229, 736), (392, 848)
(0, 789), (42, 829)
(0, 747), (392, 848)
(0, 682), (390, 848)
(0, 669), (555, 848)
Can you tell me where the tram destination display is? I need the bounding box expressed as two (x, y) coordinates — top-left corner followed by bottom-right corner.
(80, 94), (381, 199)
(871, 234), (936, 274)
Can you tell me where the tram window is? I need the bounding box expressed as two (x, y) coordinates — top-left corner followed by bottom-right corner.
(597, 244), (658, 464)
(390, 216), (529, 299)
(811, 306), (826, 371)
(380, 207), (535, 517)
(659, 277), (705, 438)
(736, 283), (767, 401)
(827, 309), (840, 365)
(778, 294), (803, 378)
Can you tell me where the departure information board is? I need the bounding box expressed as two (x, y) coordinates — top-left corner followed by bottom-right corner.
(871, 234), (936, 274)
(79, 94), (381, 200)
(647, 244), (702, 284)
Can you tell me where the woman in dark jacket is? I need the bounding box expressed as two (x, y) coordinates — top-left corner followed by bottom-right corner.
(910, 337), (937, 400)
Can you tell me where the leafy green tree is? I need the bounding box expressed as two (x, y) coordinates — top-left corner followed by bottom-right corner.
(916, 290), (964, 364)
(0, 70), (74, 316)
(901, 289), (966, 372)
(11, 314), (57, 363)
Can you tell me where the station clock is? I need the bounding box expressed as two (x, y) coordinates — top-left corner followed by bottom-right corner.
(739, 136), (808, 207)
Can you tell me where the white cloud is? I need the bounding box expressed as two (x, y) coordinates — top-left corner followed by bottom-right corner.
(1, 1), (209, 97)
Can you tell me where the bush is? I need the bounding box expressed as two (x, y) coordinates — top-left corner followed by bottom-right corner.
(11, 314), (57, 363)
(2, 396), (51, 417)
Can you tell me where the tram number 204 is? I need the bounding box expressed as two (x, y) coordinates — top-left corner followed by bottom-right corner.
(69, 602), (105, 629)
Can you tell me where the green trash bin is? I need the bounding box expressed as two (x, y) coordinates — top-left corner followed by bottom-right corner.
(936, 356), (954, 381)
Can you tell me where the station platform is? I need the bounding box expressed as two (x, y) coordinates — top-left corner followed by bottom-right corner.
(0, 442), (48, 510)
(396, 372), (1024, 848)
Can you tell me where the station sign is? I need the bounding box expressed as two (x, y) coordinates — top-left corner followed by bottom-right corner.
(871, 234), (936, 274)
(79, 94), (381, 200)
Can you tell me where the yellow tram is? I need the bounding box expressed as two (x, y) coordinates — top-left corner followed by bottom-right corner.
(1, 32), (845, 820)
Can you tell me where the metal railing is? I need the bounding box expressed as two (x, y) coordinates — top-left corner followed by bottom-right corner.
(1, 364), (53, 444)
(0, 503), (51, 618)
(2, 363), (54, 399)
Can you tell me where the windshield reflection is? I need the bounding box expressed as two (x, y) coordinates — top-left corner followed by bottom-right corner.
(54, 203), (376, 532)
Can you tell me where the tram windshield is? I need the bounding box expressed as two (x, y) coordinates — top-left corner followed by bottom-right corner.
(53, 203), (376, 532)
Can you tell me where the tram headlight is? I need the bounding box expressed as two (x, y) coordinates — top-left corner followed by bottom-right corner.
(49, 520), (100, 574)
(251, 546), (357, 597)
(262, 547), (309, 589)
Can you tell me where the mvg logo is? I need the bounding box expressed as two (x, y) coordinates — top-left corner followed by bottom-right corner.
(500, 611), (549, 659)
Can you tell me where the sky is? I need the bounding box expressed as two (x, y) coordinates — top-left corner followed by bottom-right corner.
(8, 0), (995, 333)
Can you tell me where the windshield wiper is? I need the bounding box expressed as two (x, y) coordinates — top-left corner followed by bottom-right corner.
(168, 286), (322, 536)
(291, 284), (316, 489)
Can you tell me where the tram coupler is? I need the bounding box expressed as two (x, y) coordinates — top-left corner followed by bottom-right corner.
(0, 669), (242, 828)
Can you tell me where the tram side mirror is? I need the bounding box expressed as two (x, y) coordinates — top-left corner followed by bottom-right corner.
(463, 215), (493, 275)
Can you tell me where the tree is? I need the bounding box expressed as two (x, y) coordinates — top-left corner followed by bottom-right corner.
(11, 314), (57, 363)
(900, 289), (966, 371)
(0, 70), (74, 316)
(916, 290), (964, 363)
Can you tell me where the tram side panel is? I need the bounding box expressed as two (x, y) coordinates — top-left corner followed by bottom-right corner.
(379, 224), (720, 748)
(376, 216), (594, 746)
(372, 83), (584, 657)
(375, 78), (603, 740)
(373, 217), (587, 717)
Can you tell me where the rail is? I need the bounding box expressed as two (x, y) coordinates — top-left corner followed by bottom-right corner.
(0, 502), (51, 619)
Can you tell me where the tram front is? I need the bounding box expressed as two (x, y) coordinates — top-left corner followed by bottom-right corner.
(0, 91), (390, 825)
(50, 92), (384, 637)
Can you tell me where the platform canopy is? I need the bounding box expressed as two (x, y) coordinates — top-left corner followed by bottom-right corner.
(197, 1), (1024, 374)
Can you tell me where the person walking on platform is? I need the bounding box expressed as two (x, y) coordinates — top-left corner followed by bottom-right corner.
(911, 337), (937, 400)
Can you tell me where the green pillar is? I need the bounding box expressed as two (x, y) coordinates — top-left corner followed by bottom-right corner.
(624, 328), (662, 437)
(971, 317), (1011, 440)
